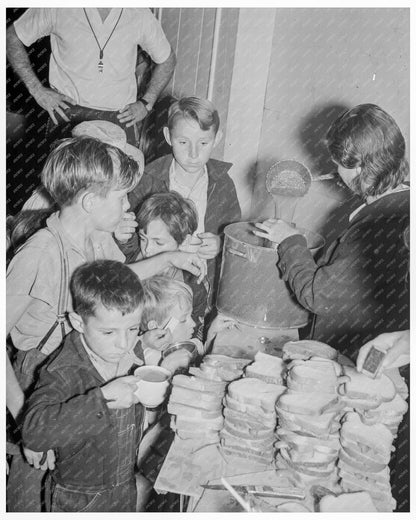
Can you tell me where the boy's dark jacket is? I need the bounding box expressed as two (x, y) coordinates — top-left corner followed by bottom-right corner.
(22, 331), (145, 490)
(122, 154), (242, 309)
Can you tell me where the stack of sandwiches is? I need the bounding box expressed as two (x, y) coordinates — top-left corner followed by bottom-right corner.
(339, 365), (406, 437)
(219, 353), (287, 466)
(274, 340), (342, 487)
(167, 355), (250, 445)
(338, 412), (396, 511)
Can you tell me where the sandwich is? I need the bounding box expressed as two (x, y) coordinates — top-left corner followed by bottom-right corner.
(319, 491), (378, 512)
(277, 392), (339, 416)
(227, 378), (286, 413)
(244, 351), (286, 385)
(340, 366), (396, 407)
(282, 340), (338, 361)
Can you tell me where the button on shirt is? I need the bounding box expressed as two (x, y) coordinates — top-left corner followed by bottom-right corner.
(7, 212), (125, 355)
(14, 8), (171, 110)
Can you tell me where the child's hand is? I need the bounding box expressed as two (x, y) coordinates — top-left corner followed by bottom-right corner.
(253, 218), (301, 245)
(169, 251), (207, 283)
(206, 314), (238, 344)
(142, 329), (172, 351)
(23, 447), (56, 471)
(160, 349), (192, 373)
(197, 232), (221, 259)
(101, 375), (140, 409)
(114, 212), (138, 243)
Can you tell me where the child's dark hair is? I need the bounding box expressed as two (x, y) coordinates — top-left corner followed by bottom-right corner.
(137, 191), (198, 245)
(167, 97), (220, 134)
(7, 209), (53, 256)
(71, 260), (144, 319)
(42, 136), (141, 207)
(326, 104), (408, 198)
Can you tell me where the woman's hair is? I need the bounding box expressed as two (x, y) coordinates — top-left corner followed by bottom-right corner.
(137, 191), (198, 245)
(167, 96), (220, 134)
(326, 104), (408, 198)
(42, 136), (140, 207)
(140, 275), (193, 329)
(71, 260), (144, 319)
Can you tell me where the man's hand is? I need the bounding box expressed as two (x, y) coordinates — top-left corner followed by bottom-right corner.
(33, 86), (76, 125)
(101, 375), (141, 409)
(197, 232), (221, 259)
(169, 251), (207, 283)
(23, 447), (56, 471)
(253, 218), (301, 246)
(114, 212), (138, 243)
(356, 330), (410, 375)
(117, 101), (149, 127)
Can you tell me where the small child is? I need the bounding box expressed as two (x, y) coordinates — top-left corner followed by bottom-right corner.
(140, 275), (236, 368)
(140, 275), (200, 368)
(123, 96), (241, 311)
(22, 260), (148, 512)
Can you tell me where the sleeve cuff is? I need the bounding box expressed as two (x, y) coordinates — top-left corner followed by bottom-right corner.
(278, 233), (308, 256)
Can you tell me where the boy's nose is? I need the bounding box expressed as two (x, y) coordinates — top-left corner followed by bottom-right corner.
(123, 197), (130, 211)
(189, 144), (198, 159)
(116, 333), (129, 351)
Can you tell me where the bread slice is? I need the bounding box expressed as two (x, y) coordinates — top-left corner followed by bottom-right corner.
(288, 364), (339, 392)
(202, 354), (251, 370)
(340, 412), (394, 457)
(167, 401), (222, 419)
(282, 445), (338, 466)
(276, 407), (339, 438)
(280, 449), (336, 477)
(338, 468), (390, 493)
(228, 378), (286, 413)
(337, 458), (390, 484)
(221, 446), (272, 465)
(342, 366), (396, 403)
(277, 428), (340, 451)
(338, 447), (386, 473)
(319, 492), (378, 512)
(363, 393), (408, 420)
(282, 340), (338, 361)
(224, 395), (277, 425)
(244, 352), (285, 384)
(198, 362), (243, 382)
(223, 406), (273, 430)
(277, 392), (339, 416)
(172, 414), (224, 431)
(172, 374), (227, 393)
(223, 418), (274, 440)
(188, 366), (224, 382)
(169, 386), (223, 411)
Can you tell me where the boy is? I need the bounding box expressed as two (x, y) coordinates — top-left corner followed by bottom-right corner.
(6, 136), (204, 512)
(22, 260), (149, 512)
(123, 97), (241, 309)
(136, 191), (209, 338)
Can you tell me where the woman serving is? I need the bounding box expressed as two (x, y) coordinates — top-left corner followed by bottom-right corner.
(254, 104), (409, 362)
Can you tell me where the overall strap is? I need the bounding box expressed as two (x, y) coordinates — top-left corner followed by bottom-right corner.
(36, 227), (70, 352)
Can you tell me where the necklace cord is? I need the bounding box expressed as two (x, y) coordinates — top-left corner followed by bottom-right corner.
(83, 8), (124, 60)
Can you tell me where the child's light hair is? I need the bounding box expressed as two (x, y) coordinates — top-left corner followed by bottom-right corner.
(137, 191), (198, 246)
(140, 275), (193, 329)
(167, 96), (220, 134)
(42, 136), (140, 207)
(71, 260), (144, 319)
(326, 104), (408, 198)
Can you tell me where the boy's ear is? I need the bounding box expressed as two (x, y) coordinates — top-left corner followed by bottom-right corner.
(214, 129), (223, 147)
(163, 126), (172, 146)
(69, 312), (85, 334)
(80, 192), (96, 214)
